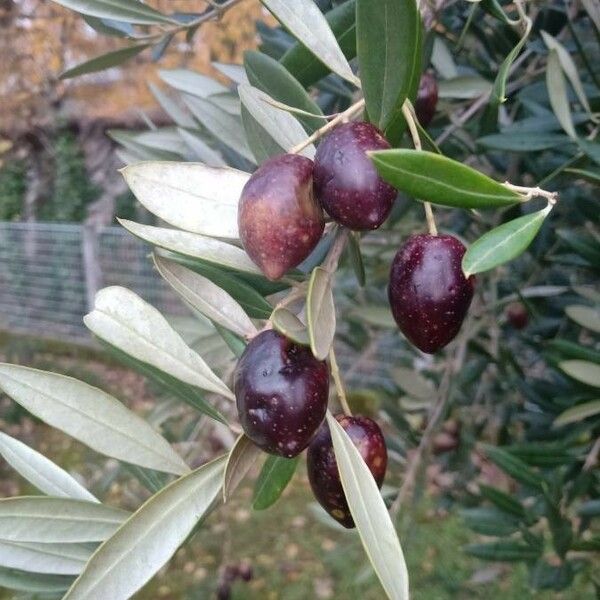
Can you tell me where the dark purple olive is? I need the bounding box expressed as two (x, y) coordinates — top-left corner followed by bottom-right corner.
(388, 234), (475, 353)
(234, 330), (329, 457)
(238, 154), (324, 280)
(506, 302), (528, 330)
(415, 71), (438, 127)
(307, 414), (387, 528)
(313, 122), (396, 231)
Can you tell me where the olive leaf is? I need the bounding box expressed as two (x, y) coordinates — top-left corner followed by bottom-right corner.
(370, 150), (522, 208)
(63, 456), (226, 600)
(0, 432), (98, 502)
(60, 45), (150, 79)
(148, 83), (195, 128)
(253, 455), (300, 510)
(271, 308), (310, 346)
(121, 161), (247, 240)
(559, 361), (600, 388)
(154, 254), (258, 339)
(554, 400), (600, 427)
(223, 435), (262, 502)
(462, 205), (552, 277)
(0, 364), (191, 476)
(356, 0), (421, 129)
(307, 267), (336, 360)
(565, 306), (600, 334)
(50, 0), (175, 25)
(0, 566), (73, 595)
(546, 50), (577, 139)
(327, 412), (409, 600)
(158, 69), (228, 98)
(261, 0), (359, 86)
(177, 128), (227, 167)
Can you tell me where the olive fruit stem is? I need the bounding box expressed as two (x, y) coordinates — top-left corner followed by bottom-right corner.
(289, 99), (366, 155)
(502, 182), (559, 205)
(401, 100), (438, 236)
(329, 347), (352, 416)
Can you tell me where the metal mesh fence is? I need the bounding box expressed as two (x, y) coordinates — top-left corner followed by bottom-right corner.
(0, 221), (410, 386)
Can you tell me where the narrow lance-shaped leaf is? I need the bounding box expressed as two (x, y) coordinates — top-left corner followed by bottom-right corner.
(84, 286), (235, 400)
(0, 432), (98, 502)
(327, 412), (409, 600)
(121, 161), (246, 240)
(491, 15), (532, 104)
(158, 69), (228, 98)
(0, 497), (129, 543)
(50, 0), (176, 25)
(60, 45), (149, 79)
(465, 541), (541, 562)
(177, 129), (227, 167)
(261, 0), (359, 86)
(307, 267), (336, 360)
(238, 84), (315, 158)
(241, 104), (287, 163)
(546, 50), (577, 139)
(541, 31), (593, 117)
(370, 150), (523, 208)
(554, 399), (600, 427)
(154, 254), (257, 339)
(462, 204), (552, 277)
(253, 455), (299, 510)
(148, 83), (196, 128)
(184, 95), (256, 164)
(559, 361), (600, 388)
(223, 434), (262, 502)
(244, 50), (324, 133)
(280, 0), (357, 87)
(482, 445), (543, 489)
(63, 456), (226, 600)
(271, 308), (310, 346)
(565, 306), (600, 334)
(0, 540), (94, 576)
(0, 365), (190, 476)
(357, 0), (421, 129)
(119, 219), (261, 274)
(0, 566), (72, 595)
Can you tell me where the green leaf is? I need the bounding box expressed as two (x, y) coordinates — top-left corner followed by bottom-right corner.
(154, 255), (257, 339)
(556, 229), (600, 265)
(60, 44), (149, 79)
(271, 308), (310, 346)
(546, 50), (576, 139)
(559, 360), (600, 388)
(177, 128), (226, 167)
(280, 0), (357, 87)
(183, 95), (256, 163)
(541, 31), (592, 117)
(81, 15), (132, 37)
(307, 266), (336, 360)
(327, 412), (409, 600)
(84, 286), (234, 401)
(261, 0), (358, 86)
(548, 339), (600, 364)
(148, 83), (195, 128)
(348, 305), (396, 329)
(238, 84), (315, 158)
(162, 254), (273, 319)
(223, 435), (262, 502)
(63, 456), (226, 600)
(253, 455), (299, 510)
(554, 399), (600, 427)
(482, 445), (543, 489)
(478, 132), (572, 152)
(121, 161), (246, 240)
(356, 0), (420, 129)
(244, 51), (324, 133)
(119, 219), (261, 274)
(438, 76), (492, 99)
(0, 364), (190, 476)
(370, 149), (522, 208)
(0, 540), (94, 576)
(392, 367), (434, 399)
(478, 484), (528, 520)
(0, 566), (72, 594)
(51, 0), (174, 24)
(465, 541), (541, 562)
(565, 305), (600, 333)
(347, 232), (366, 287)
(0, 497), (128, 543)
(158, 69), (228, 97)
(491, 17), (532, 104)
(462, 205), (552, 277)
(460, 507), (520, 537)
(578, 499), (600, 517)
(241, 104), (287, 163)
(0, 432), (97, 502)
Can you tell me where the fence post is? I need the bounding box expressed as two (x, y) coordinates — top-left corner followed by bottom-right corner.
(81, 223), (103, 312)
